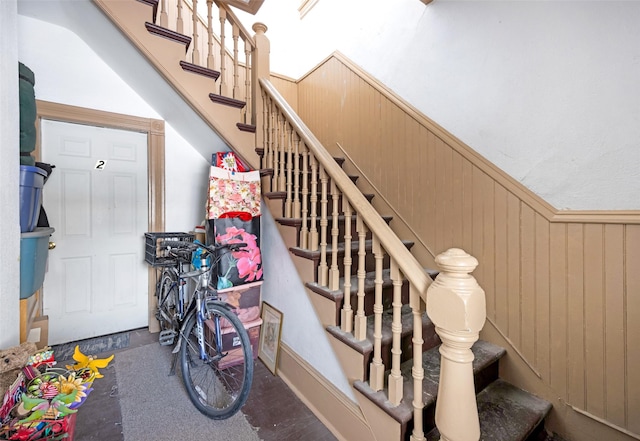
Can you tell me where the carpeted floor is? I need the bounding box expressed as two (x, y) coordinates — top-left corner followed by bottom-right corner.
(114, 343), (260, 441)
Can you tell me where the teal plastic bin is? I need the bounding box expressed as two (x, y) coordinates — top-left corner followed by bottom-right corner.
(20, 227), (54, 299)
(20, 165), (47, 233)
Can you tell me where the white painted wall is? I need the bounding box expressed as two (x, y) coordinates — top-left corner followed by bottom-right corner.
(236, 0), (640, 210)
(0, 0), (22, 348)
(13, 12), (351, 399)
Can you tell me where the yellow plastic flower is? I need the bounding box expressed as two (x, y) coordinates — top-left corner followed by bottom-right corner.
(66, 345), (114, 379)
(54, 374), (87, 403)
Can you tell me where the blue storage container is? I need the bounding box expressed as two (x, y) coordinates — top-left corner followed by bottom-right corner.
(20, 227), (54, 299)
(20, 165), (47, 233)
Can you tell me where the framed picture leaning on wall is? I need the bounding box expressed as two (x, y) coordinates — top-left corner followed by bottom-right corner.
(258, 302), (282, 375)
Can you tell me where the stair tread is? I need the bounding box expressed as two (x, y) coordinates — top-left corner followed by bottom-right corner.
(426, 379), (552, 441)
(275, 213), (393, 228)
(353, 340), (506, 424)
(326, 304), (438, 355)
(290, 238), (415, 260)
(307, 267), (435, 300)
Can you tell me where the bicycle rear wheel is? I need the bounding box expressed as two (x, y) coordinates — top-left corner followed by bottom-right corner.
(179, 304), (254, 419)
(155, 268), (179, 345)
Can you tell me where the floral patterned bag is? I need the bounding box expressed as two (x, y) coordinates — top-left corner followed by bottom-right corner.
(207, 214), (263, 289)
(207, 166), (261, 219)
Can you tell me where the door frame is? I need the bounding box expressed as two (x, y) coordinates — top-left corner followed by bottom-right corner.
(35, 100), (165, 333)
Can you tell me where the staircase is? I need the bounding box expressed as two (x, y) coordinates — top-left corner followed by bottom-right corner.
(94, 0), (555, 439)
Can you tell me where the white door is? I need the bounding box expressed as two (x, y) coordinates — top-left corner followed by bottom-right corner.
(41, 120), (149, 345)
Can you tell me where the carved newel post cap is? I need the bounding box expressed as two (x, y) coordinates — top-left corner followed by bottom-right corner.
(435, 248), (478, 275)
(252, 22), (268, 34)
(427, 248), (486, 333)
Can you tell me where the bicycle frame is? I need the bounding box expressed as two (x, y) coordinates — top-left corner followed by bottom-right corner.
(171, 244), (237, 363)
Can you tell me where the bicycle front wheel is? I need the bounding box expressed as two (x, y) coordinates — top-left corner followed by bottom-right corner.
(179, 304), (254, 419)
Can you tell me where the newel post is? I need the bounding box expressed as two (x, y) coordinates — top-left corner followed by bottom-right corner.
(426, 248), (486, 441)
(251, 22), (269, 148)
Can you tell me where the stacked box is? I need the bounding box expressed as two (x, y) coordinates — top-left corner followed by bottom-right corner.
(216, 281), (262, 325)
(205, 317), (261, 370)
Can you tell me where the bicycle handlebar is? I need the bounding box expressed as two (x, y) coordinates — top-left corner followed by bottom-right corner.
(159, 239), (248, 255)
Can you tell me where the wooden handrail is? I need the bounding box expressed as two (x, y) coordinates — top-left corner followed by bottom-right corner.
(259, 78), (432, 298)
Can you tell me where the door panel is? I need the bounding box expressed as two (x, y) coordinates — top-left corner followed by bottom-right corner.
(41, 119), (148, 345)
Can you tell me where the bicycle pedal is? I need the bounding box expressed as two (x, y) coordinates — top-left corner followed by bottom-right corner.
(158, 330), (176, 346)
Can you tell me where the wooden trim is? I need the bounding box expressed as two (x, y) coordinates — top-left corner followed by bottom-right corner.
(34, 99), (165, 333)
(277, 342), (374, 441)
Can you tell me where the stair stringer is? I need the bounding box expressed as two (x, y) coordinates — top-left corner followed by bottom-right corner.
(93, 0), (260, 167)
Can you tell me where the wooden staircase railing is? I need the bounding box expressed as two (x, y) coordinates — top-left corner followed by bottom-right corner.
(154, 0), (257, 125)
(258, 78), (487, 441)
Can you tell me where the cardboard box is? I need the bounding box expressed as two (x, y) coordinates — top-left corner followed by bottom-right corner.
(27, 315), (49, 349)
(217, 281), (262, 325)
(205, 317), (261, 370)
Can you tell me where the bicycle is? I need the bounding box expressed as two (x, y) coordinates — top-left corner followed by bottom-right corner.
(153, 239), (254, 420)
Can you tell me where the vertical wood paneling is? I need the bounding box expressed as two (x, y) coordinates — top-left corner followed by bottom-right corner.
(549, 223), (568, 399)
(494, 184), (509, 330)
(626, 225), (640, 433)
(520, 204), (536, 362)
(270, 76), (298, 112)
(294, 55), (640, 435)
(603, 224), (625, 426)
(506, 193), (521, 345)
(535, 213), (550, 380)
(471, 166), (485, 284)
(584, 224), (605, 417)
(461, 159), (474, 254)
(483, 172), (495, 319)
(425, 130), (437, 247)
(451, 151), (464, 249)
(435, 136), (449, 253)
(567, 224), (585, 408)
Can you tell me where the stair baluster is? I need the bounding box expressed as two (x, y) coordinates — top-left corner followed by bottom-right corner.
(354, 215), (368, 340)
(191, 0), (200, 64)
(206, 0), (214, 68)
(369, 236), (385, 391)
(388, 258), (403, 405)
(292, 134), (301, 218)
(410, 283), (426, 441)
(341, 201), (354, 333)
(300, 148), (310, 248)
(160, 0), (168, 27)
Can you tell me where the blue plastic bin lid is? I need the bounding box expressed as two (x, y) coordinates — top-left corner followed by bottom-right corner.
(20, 165), (48, 178)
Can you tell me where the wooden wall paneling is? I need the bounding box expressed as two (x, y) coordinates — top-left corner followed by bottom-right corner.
(292, 53), (640, 436)
(270, 75), (298, 112)
(470, 166), (484, 286)
(583, 223), (605, 417)
(461, 158), (474, 254)
(506, 193), (521, 345)
(520, 204), (536, 363)
(566, 223), (586, 408)
(549, 222), (568, 399)
(435, 134), (448, 254)
(482, 170), (496, 320)
(534, 213), (550, 381)
(388, 99), (401, 212)
(451, 150), (464, 250)
(425, 129), (438, 247)
(603, 224), (625, 427)
(494, 184), (509, 331)
(626, 224), (640, 433)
